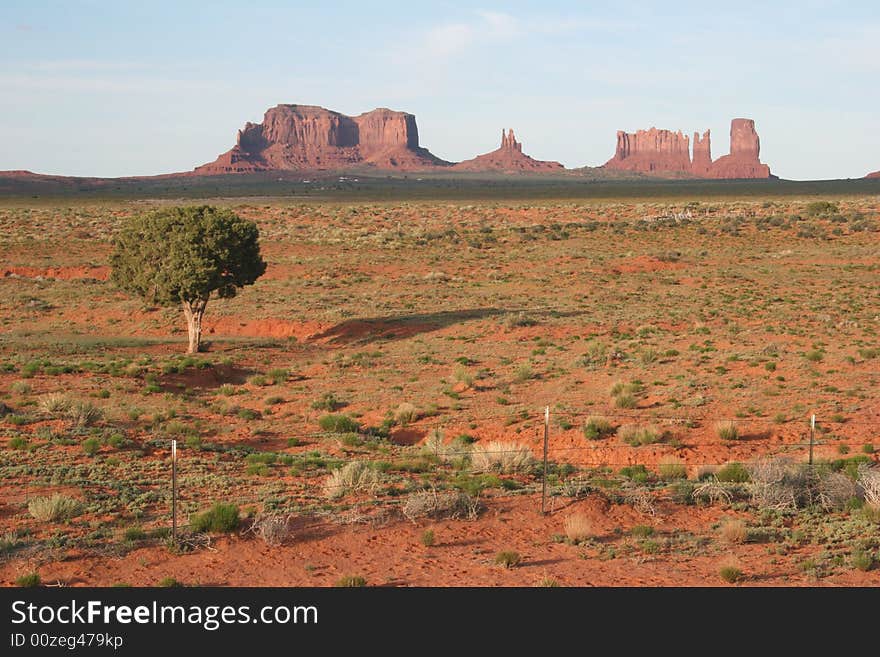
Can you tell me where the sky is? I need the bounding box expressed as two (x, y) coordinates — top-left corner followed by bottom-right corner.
(1, 0), (878, 180)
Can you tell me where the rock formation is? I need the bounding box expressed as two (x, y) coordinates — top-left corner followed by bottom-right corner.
(867, 170), (880, 179)
(603, 118), (772, 179)
(708, 118), (771, 178)
(603, 128), (692, 175)
(452, 129), (564, 172)
(691, 130), (712, 176)
(195, 104), (450, 173)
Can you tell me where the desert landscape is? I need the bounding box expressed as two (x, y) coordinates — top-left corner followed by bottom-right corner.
(2, 2), (880, 594)
(2, 188), (879, 587)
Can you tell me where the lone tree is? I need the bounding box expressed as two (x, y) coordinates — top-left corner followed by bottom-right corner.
(110, 205), (266, 353)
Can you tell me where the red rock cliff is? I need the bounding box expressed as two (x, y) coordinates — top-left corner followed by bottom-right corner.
(603, 118), (772, 179)
(866, 170), (880, 179)
(604, 128), (692, 175)
(691, 130), (712, 176)
(707, 118), (770, 178)
(452, 129), (563, 172)
(195, 104), (449, 173)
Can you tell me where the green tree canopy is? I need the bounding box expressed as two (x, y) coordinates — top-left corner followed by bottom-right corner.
(110, 205), (266, 353)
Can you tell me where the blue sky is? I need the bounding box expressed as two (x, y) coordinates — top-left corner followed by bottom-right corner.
(1, 1), (878, 179)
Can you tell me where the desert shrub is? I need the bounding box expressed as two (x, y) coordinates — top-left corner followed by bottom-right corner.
(394, 402), (418, 426)
(335, 575), (366, 587)
(818, 472), (858, 511)
(539, 578), (560, 587)
(67, 400), (102, 427)
(851, 549), (875, 572)
(158, 577), (183, 587)
(494, 550), (521, 568)
(311, 392), (342, 411)
(619, 464), (650, 483)
(581, 340), (607, 366)
(715, 420), (739, 441)
(658, 457), (687, 480)
(719, 565), (743, 583)
(470, 441), (533, 474)
(28, 495), (82, 522)
(513, 364), (535, 382)
(10, 381), (31, 394)
(692, 477), (734, 506)
(631, 524), (654, 538)
(719, 519), (748, 544)
(123, 527), (147, 542)
(748, 457), (817, 511)
(318, 413), (360, 434)
(639, 348), (659, 365)
(401, 489), (480, 521)
(421, 429), (459, 463)
(858, 465), (880, 509)
(190, 503), (240, 533)
(563, 513), (592, 543)
(804, 350), (824, 362)
(16, 572), (41, 587)
(716, 462), (750, 483)
(582, 416), (614, 441)
(38, 393), (71, 415)
(804, 200), (838, 217)
(9, 436), (28, 450)
(81, 437), (101, 456)
(420, 529), (436, 547)
(453, 364), (474, 388)
(617, 424), (663, 446)
(252, 514), (293, 546)
(323, 461), (380, 499)
(267, 368), (288, 384)
(669, 480), (696, 505)
(614, 392), (637, 409)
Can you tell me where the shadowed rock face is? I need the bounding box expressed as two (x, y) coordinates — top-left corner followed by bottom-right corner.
(867, 171), (880, 179)
(195, 104), (450, 173)
(451, 129), (564, 172)
(604, 118), (772, 179)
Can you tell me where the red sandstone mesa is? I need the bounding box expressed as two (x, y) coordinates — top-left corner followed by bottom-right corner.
(604, 118), (772, 179)
(452, 129), (564, 173)
(867, 171), (880, 179)
(195, 104), (450, 173)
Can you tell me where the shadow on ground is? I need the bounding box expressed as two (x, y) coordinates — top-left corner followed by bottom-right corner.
(309, 307), (585, 345)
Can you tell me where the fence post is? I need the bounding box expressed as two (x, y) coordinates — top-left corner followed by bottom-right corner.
(809, 415), (815, 466)
(541, 407), (549, 515)
(172, 439), (178, 543)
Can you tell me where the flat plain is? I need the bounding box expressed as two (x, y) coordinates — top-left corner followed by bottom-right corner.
(2, 185), (879, 586)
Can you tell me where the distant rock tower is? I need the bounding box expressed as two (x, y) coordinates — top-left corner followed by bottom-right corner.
(500, 128), (522, 152)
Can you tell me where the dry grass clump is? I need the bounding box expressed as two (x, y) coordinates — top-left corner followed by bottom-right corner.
(28, 494), (82, 522)
(858, 465), (880, 509)
(251, 514), (294, 546)
(401, 489), (480, 521)
(563, 513), (593, 543)
(582, 416), (614, 441)
(715, 420), (739, 441)
(658, 457), (687, 480)
(470, 441), (533, 474)
(719, 518), (748, 544)
(421, 429), (459, 463)
(394, 402), (418, 426)
(747, 457), (814, 511)
(617, 423), (663, 446)
(38, 393), (71, 415)
(323, 461), (381, 499)
(39, 395), (101, 426)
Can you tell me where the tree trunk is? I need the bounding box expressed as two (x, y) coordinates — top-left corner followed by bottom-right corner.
(182, 298), (208, 354)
